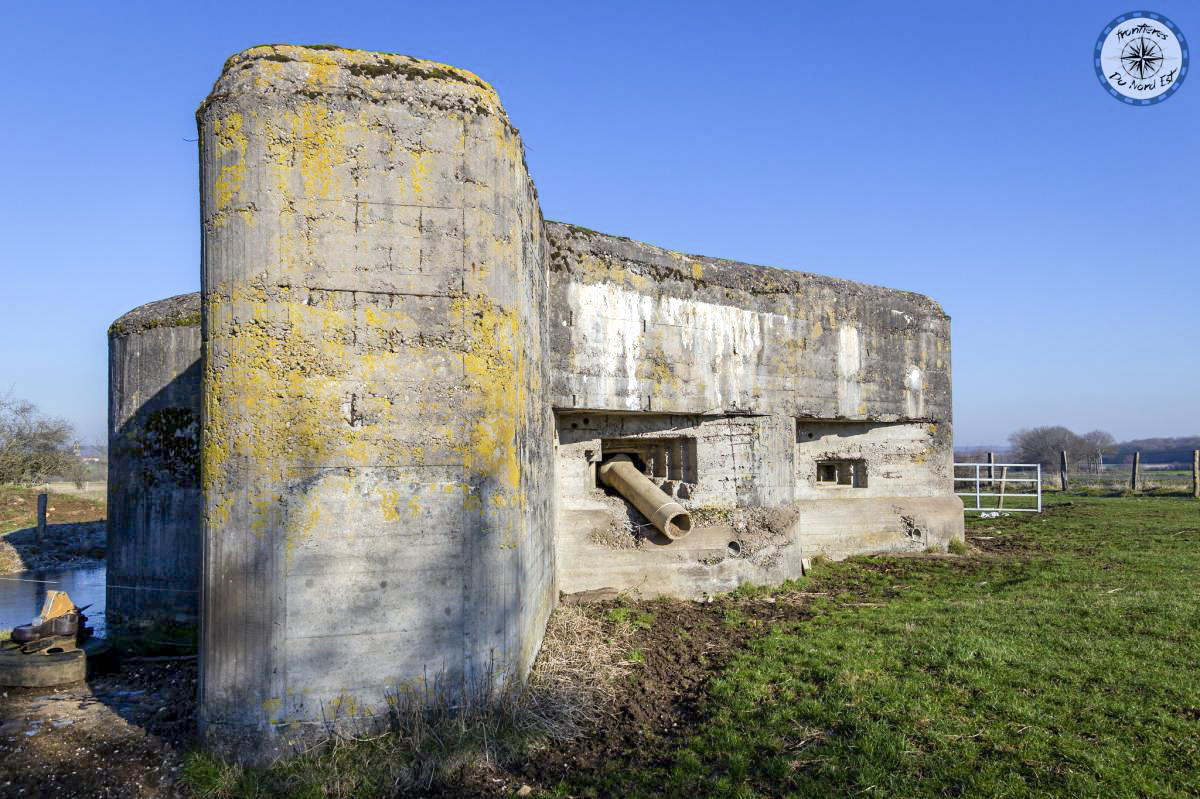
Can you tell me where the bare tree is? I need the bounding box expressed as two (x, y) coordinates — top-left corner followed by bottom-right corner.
(1009, 426), (1088, 469)
(1080, 430), (1115, 472)
(0, 395), (80, 485)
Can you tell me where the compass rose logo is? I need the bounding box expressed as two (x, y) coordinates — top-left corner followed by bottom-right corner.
(1095, 11), (1188, 105)
(1121, 36), (1164, 79)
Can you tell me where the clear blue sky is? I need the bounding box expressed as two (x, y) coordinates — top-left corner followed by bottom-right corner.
(1, 1), (1196, 447)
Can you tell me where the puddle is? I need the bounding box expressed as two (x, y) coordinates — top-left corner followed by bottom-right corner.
(0, 564), (106, 637)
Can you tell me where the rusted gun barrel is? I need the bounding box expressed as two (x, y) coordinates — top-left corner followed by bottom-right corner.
(598, 455), (693, 540)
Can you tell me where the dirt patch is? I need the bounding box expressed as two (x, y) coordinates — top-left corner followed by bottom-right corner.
(0, 657), (195, 798)
(518, 594), (813, 788)
(966, 526), (1038, 555)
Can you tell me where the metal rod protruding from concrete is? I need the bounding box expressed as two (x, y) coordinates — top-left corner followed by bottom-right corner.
(598, 455), (693, 540)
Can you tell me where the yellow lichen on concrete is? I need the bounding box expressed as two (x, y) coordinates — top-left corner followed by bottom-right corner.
(252, 59), (285, 91)
(224, 45), (506, 117)
(211, 112), (247, 223)
(637, 347), (680, 396)
(305, 58), (339, 89)
(288, 103), (347, 200)
(205, 287), (350, 470)
(456, 295), (523, 492)
(250, 495), (283, 540)
(283, 476), (340, 564)
(578, 254), (654, 294)
(264, 121), (294, 197)
(326, 694), (361, 718)
(380, 488), (409, 523)
(200, 291), (232, 497)
(410, 150), (431, 196)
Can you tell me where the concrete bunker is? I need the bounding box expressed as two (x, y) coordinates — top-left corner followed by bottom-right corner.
(106, 293), (202, 631)
(105, 44), (963, 760)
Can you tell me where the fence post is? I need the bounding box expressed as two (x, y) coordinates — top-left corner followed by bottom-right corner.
(1192, 449), (1199, 499)
(1060, 450), (1069, 492)
(1037, 464), (1043, 512)
(987, 451), (995, 489)
(1130, 451), (1141, 492)
(974, 464), (981, 510)
(998, 465), (1008, 509)
(36, 492), (47, 546)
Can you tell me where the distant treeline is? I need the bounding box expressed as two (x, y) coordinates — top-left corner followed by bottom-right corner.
(1107, 437), (1200, 465)
(957, 435), (1200, 466)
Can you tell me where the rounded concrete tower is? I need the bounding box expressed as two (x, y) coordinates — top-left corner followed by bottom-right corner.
(107, 293), (202, 630)
(197, 46), (553, 756)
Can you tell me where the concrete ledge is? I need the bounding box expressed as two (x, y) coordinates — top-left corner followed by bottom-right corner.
(558, 495), (964, 600)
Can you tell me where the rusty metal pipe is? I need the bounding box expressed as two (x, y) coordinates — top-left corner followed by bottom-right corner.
(598, 455), (693, 540)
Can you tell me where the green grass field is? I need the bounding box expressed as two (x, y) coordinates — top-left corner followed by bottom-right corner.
(562, 496), (1200, 798)
(185, 496), (1200, 798)
(0, 485), (106, 536)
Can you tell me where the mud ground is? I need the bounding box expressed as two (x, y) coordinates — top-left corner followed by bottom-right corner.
(0, 658), (195, 798)
(515, 593), (815, 791)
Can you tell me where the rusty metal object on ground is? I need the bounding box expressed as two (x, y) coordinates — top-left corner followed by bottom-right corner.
(9, 590), (89, 653)
(1, 590), (91, 685)
(599, 455), (693, 540)
(41, 590), (75, 621)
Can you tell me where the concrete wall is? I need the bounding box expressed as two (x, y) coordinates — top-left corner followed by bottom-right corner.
(554, 410), (961, 599)
(794, 420), (951, 499)
(545, 221), (952, 424)
(107, 293), (202, 628)
(545, 224), (961, 599)
(197, 45), (553, 757)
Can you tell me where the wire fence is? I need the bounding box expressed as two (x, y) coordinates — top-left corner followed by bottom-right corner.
(957, 452), (1200, 498)
(1043, 470), (1196, 493)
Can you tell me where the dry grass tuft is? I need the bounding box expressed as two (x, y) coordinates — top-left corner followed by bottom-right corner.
(0, 538), (23, 574)
(524, 603), (636, 737)
(183, 603), (639, 797)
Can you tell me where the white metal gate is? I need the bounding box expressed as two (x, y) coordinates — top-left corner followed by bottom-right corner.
(953, 462), (1042, 512)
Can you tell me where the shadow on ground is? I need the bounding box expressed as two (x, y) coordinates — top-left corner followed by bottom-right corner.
(0, 521), (107, 573)
(0, 655), (196, 798)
